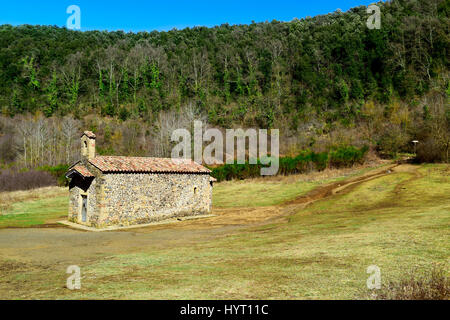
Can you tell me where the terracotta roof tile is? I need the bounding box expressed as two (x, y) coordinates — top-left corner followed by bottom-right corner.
(70, 165), (94, 178)
(89, 156), (211, 174)
(82, 131), (96, 139)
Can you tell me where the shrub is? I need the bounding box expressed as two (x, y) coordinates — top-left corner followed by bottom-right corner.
(329, 146), (368, 168)
(368, 267), (450, 300)
(210, 146), (368, 182)
(37, 164), (70, 186)
(0, 170), (57, 192)
(416, 136), (449, 163)
(312, 151), (329, 171)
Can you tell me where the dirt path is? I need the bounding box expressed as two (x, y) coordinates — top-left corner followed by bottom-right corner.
(0, 163), (402, 268)
(255, 163), (401, 225)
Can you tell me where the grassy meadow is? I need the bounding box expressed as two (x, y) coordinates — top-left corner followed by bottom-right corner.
(0, 163), (448, 299)
(0, 187), (67, 228)
(0, 164), (383, 225)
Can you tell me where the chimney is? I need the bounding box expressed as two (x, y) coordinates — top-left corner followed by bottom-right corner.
(81, 131), (96, 160)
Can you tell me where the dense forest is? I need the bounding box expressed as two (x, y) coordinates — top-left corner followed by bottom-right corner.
(0, 0), (448, 172)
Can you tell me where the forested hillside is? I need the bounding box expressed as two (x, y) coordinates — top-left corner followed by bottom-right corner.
(0, 0), (448, 170)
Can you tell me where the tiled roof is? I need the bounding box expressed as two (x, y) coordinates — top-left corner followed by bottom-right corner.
(68, 165), (94, 178)
(89, 156), (211, 174)
(82, 131), (96, 139)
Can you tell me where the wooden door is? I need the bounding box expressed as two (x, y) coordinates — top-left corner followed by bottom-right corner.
(81, 195), (87, 222)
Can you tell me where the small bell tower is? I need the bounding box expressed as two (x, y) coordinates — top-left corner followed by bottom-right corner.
(81, 131), (96, 160)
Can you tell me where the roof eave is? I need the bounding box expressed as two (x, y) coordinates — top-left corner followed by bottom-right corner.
(100, 170), (211, 174)
(66, 170), (94, 179)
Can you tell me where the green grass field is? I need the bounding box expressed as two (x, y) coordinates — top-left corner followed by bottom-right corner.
(209, 165), (387, 207)
(0, 187), (67, 228)
(0, 165), (381, 226)
(0, 163), (448, 299)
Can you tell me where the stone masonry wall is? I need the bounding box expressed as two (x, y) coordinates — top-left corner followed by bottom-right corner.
(68, 178), (99, 226)
(68, 183), (80, 222)
(68, 160), (103, 227)
(98, 173), (212, 227)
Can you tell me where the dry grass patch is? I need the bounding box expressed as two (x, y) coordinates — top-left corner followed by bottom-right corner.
(0, 186), (67, 227)
(213, 163), (388, 208)
(0, 163), (447, 299)
(0, 186), (67, 214)
(365, 266), (450, 300)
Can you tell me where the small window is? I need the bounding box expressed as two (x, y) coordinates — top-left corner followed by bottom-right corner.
(194, 187), (198, 195)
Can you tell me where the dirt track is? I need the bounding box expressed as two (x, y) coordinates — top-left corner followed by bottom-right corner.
(0, 163), (400, 267)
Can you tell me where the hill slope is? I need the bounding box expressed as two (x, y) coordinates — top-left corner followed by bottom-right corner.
(0, 0), (448, 167)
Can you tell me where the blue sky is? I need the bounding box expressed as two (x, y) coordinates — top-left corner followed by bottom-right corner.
(0, 0), (379, 32)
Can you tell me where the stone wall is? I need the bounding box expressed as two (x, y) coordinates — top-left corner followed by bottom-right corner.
(69, 132), (213, 228)
(98, 173), (212, 227)
(68, 176), (99, 226)
(68, 182), (81, 222)
(69, 164), (212, 228)
(68, 160), (102, 226)
(81, 135), (95, 160)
